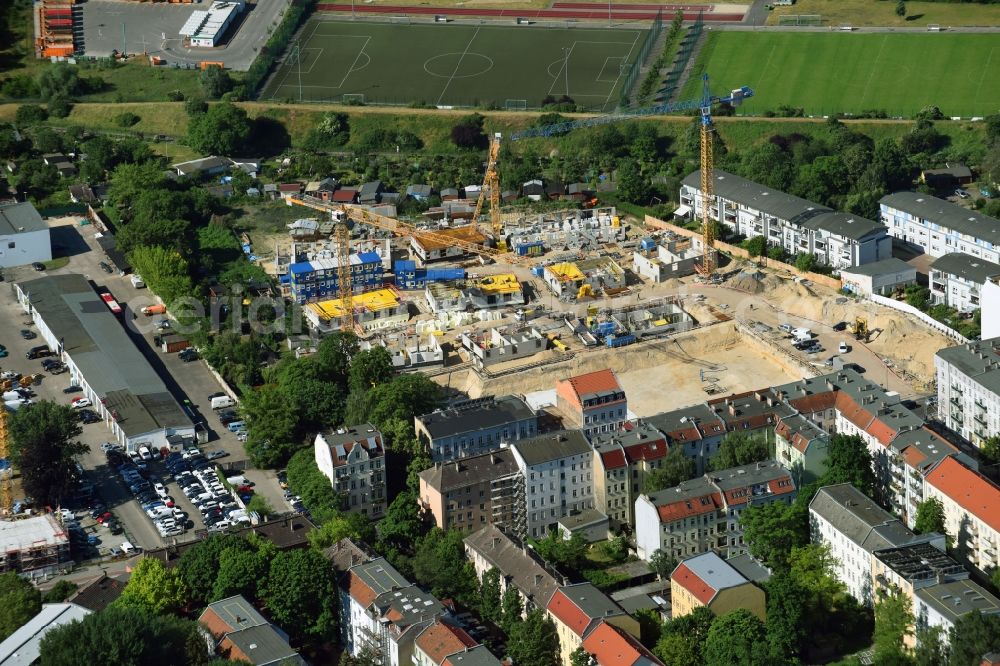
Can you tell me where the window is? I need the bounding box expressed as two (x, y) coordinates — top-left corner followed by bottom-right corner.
(6, 242), (13, 249)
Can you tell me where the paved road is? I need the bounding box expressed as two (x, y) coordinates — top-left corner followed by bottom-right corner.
(81, 0), (291, 71)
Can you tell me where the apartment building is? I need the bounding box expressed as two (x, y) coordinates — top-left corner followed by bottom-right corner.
(923, 456), (1000, 576)
(680, 170), (891, 269)
(773, 412), (831, 485)
(634, 460), (796, 562)
(288, 251), (384, 304)
(929, 252), (1000, 313)
(556, 368), (628, 438)
(645, 404), (728, 475)
(464, 525), (566, 615)
(872, 542), (1000, 648)
(935, 337), (1000, 445)
(314, 424), (386, 520)
(415, 396), (538, 462)
(591, 421), (669, 528)
(879, 191), (1000, 262)
(198, 595), (306, 665)
(809, 484), (924, 606)
(546, 583), (640, 666)
(580, 621), (665, 666)
(412, 620), (500, 666)
(670, 551), (766, 621)
(339, 557), (447, 666)
(510, 430), (595, 539)
(418, 449), (520, 532)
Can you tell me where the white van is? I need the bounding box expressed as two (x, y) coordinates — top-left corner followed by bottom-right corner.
(791, 327), (812, 341)
(210, 395), (235, 410)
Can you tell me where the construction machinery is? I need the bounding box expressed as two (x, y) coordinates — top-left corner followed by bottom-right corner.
(852, 317), (870, 342)
(472, 133), (503, 248)
(510, 74), (753, 276)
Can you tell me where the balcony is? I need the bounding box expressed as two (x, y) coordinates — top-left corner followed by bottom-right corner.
(975, 399), (987, 410)
(974, 414), (987, 426)
(951, 413), (963, 425)
(950, 397), (962, 408)
(951, 385), (964, 395)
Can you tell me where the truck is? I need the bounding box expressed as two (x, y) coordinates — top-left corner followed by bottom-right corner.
(130, 274), (146, 289)
(141, 304), (166, 316)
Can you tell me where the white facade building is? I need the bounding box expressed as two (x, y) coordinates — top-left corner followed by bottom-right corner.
(935, 338), (1000, 446)
(179, 0), (244, 48)
(839, 257), (917, 298)
(929, 252), (1000, 313)
(0, 202), (51, 268)
(982, 277), (1000, 340)
(680, 170), (891, 270)
(314, 424), (386, 520)
(510, 430), (595, 539)
(879, 191), (1000, 262)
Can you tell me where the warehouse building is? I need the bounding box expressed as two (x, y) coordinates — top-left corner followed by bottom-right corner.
(16, 274), (195, 451)
(0, 202), (51, 269)
(680, 170), (890, 269)
(179, 0), (244, 48)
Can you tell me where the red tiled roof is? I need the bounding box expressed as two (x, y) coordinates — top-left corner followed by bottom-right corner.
(901, 445), (927, 468)
(664, 425), (701, 442)
(346, 571), (378, 608)
(278, 183), (301, 192)
(656, 492), (721, 523)
(671, 563), (716, 605)
(415, 620), (478, 665)
(547, 589), (591, 638)
(332, 189), (357, 202)
(865, 418), (898, 446)
(790, 432), (811, 454)
(623, 439), (667, 462)
(582, 621), (665, 666)
(926, 456), (1000, 534)
(722, 475), (794, 506)
(198, 607), (231, 638)
(563, 369), (622, 401)
(600, 449), (627, 470)
(787, 391), (837, 414)
(834, 391), (875, 432)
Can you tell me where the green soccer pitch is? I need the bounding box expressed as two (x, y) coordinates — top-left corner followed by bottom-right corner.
(682, 32), (1000, 118)
(261, 19), (648, 111)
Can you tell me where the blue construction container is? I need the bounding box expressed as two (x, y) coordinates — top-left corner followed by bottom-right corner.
(594, 321), (616, 337)
(532, 265), (545, 277)
(515, 240), (545, 256)
(606, 334), (637, 348)
(639, 237), (657, 251)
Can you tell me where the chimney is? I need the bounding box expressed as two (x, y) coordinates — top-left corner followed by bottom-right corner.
(728, 404), (736, 416)
(534, 574), (543, 586)
(492, 537), (500, 549)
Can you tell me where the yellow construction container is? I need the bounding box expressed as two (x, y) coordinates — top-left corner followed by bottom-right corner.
(549, 262), (584, 282)
(476, 273), (521, 295)
(307, 288), (401, 320)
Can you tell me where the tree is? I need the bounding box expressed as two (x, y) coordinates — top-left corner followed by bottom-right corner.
(244, 495), (274, 520)
(904, 284), (930, 310)
(794, 252), (816, 273)
(743, 236), (768, 258)
(187, 102), (251, 156)
(126, 246), (195, 305)
(948, 611), (1000, 666)
(0, 572), (42, 641)
(15, 104), (48, 126)
(507, 609), (560, 666)
(644, 448), (696, 492)
(741, 500), (808, 571)
(874, 589), (913, 664)
(115, 557), (189, 615)
(286, 448), (346, 525)
(822, 434), (876, 498)
(500, 586), (523, 633)
(913, 497), (946, 535)
(47, 95), (71, 119)
(450, 113), (488, 150)
(914, 625), (948, 666)
(178, 534), (247, 604)
(703, 609), (767, 666)
(570, 646), (594, 666)
(8, 401), (87, 506)
(479, 568), (502, 623)
(261, 549), (338, 644)
(616, 159), (651, 205)
(896, 0), (906, 17)
(211, 537), (274, 602)
(411, 529), (479, 606)
(38, 604), (210, 666)
(655, 606), (715, 666)
(982, 435), (1000, 463)
(240, 384), (302, 469)
(200, 67), (234, 98)
(649, 549), (676, 581)
(787, 543), (845, 611)
(348, 347), (395, 395)
(42, 580), (78, 604)
(107, 161), (169, 212)
(764, 573), (807, 661)
(709, 431), (769, 471)
(306, 513), (374, 550)
(532, 530), (588, 574)
(36, 65), (86, 101)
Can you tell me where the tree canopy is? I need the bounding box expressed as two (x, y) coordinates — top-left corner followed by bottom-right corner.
(115, 558), (189, 615)
(708, 431), (769, 471)
(703, 608), (768, 666)
(0, 572), (42, 641)
(643, 448), (696, 492)
(8, 401), (87, 506)
(261, 548), (339, 644)
(913, 497), (946, 536)
(506, 609), (560, 666)
(187, 102), (252, 156)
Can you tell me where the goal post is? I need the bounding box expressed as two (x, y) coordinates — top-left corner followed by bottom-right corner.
(505, 99), (528, 111)
(343, 93), (365, 104)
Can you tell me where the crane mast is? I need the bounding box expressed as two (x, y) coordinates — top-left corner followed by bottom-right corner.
(473, 133), (503, 247)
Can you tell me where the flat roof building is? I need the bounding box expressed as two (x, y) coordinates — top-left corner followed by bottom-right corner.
(0, 202), (51, 269)
(0, 603), (92, 665)
(0, 515), (71, 578)
(16, 274), (195, 451)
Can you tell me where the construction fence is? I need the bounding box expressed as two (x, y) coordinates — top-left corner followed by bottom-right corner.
(619, 7), (664, 108)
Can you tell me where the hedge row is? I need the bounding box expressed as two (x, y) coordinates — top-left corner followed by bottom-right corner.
(246, 0), (317, 96)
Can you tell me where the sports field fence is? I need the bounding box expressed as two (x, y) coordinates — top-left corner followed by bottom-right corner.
(658, 12), (702, 103)
(777, 14), (823, 26)
(618, 7), (663, 108)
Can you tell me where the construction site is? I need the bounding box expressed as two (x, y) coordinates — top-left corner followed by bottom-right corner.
(0, 514), (72, 578)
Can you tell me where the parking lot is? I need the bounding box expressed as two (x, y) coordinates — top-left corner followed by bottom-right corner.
(1, 218), (288, 549)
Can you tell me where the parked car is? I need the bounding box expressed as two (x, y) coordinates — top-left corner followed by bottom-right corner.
(31, 262), (45, 271)
(205, 450), (228, 461)
(19, 329), (35, 340)
(956, 188), (970, 199)
(838, 341), (849, 354)
(832, 321), (849, 332)
(78, 409), (100, 424)
(99, 261), (114, 274)
(71, 397), (91, 409)
(179, 348), (198, 362)
(63, 385), (83, 394)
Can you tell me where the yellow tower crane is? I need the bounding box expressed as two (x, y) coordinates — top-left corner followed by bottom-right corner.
(0, 407), (12, 516)
(472, 133), (504, 249)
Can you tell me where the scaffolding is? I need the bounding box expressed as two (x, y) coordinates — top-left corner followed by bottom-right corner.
(0, 515), (71, 576)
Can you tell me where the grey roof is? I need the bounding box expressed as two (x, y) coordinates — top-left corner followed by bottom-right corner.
(557, 508), (609, 532)
(801, 211), (886, 241)
(0, 202), (47, 235)
(683, 169), (829, 226)
(407, 184), (433, 197)
(645, 403), (726, 438)
(840, 257), (916, 278)
(442, 645), (503, 666)
(915, 579), (1000, 624)
(172, 156), (232, 174)
(930, 252), (1000, 284)
(810, 484), (917, 553)
(224, 624), (304, 665)
(374, 584), (445, 631)
(922, 164), (972, 179)
(935, 338), (1000, 396)
(463, 525), (563, 608)
(418, 448), (519, 491)
(0, 603), (93, 665)
(511, 429), (591, 466)
(359, 181), (383, 200)
(19, 274), (192, 438)
(349, 557), (411, 600)
(725, 554), (771, 583)
(554, 582), (625, 619)
(880, 191), (1000, 245)
(609, 581), (669, 613)
(417, 395), (535, 440)
(874, 542), (966, 583)
(645, 459), (794, 509)
(202, 595), (268, 632)
(676, 552), (750, 597)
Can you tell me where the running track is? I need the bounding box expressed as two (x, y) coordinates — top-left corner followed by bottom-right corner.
(315, 3), (746, 21)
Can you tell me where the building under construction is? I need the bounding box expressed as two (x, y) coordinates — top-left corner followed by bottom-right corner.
(409, 225), (487, 264)
(425, 273), (525, 313)
(303, 288), (408, 335)
(542, 257), (627, 300)
(0, 515), (71, 578)
(460, 327), (547, 368)
(503, 207), (623, 256)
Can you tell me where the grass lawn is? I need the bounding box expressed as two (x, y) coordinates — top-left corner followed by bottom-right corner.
(683, 32), (1000, 117)
(768, 0), (1000, 26)
(261, 19), (647, 111)
(43, 257), (70, 270)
